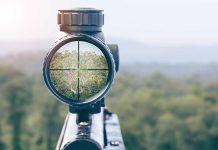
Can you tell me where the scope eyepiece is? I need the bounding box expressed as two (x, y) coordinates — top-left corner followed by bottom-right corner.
(43, 34), (115, 108)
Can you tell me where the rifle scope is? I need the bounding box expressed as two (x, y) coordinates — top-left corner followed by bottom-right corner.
(43, 8), (123, 150)
(43, 8), (119, 112)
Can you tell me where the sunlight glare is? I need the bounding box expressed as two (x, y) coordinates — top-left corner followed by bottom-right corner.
(0, 1), (23, 31)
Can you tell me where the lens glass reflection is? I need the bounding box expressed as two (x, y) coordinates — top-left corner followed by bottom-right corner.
(49, 41), (108, 103)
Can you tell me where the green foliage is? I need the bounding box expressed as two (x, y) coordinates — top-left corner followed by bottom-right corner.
(50, 70), (78, 99)
(79, 52), (108, 69)
(79, 70), (108, 100)
(107, 73), (218, 150)
(50, 51), (108, 102)
(50, 51), (78, 69)
(1, 66), (218, 150)
(0, 67), (65, 150)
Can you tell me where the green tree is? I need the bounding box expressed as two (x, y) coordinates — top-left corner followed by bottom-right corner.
(2, 78), (32, 150)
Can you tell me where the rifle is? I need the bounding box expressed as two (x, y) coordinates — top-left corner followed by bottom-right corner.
(43, 8), (125, 150)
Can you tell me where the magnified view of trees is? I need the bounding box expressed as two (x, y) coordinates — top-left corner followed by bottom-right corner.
(50, 70), (78, 100)
(79, 51), (108, 69)
(49, 46), (108, 102)
(79, 70), (108, 101)
(50, 50), (78, 69)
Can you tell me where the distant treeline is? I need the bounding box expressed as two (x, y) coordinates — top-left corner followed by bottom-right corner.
(1, 51), (218, 79)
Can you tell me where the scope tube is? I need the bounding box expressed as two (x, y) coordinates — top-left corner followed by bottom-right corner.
(56, 109), (104, 150)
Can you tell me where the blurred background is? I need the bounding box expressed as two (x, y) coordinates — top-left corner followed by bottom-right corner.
(1, 0), (218, 150)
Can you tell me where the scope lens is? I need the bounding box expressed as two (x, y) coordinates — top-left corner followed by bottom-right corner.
(49, 41), (109, 103)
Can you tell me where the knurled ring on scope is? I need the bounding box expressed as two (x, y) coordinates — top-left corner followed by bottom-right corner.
(43, 34), (115, 106)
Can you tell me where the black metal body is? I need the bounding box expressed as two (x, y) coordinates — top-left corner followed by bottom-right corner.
(56, 109), (125, 150)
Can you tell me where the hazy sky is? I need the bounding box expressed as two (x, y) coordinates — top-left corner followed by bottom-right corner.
(0, 0), (218, 45)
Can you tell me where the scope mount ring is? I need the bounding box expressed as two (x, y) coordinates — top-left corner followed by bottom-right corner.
(43, 34), (115, 110)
